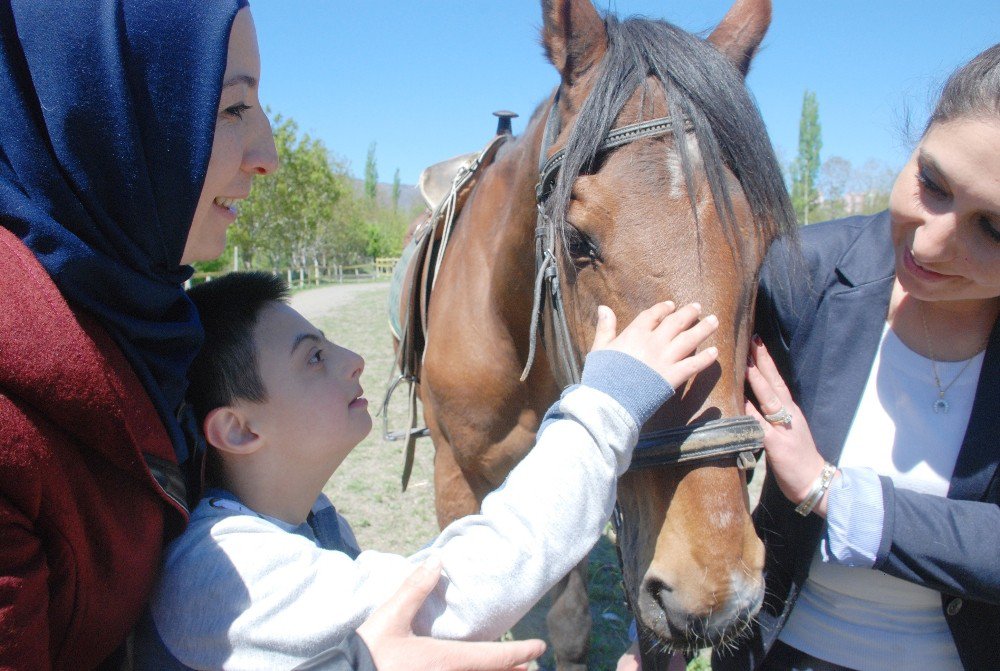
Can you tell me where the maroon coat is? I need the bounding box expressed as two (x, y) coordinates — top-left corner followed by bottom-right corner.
(0, 227), (188, 669)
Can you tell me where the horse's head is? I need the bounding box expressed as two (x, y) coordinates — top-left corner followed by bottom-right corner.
(537, 0), (795, 654)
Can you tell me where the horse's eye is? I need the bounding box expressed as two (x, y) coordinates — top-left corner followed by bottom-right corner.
(565, 225), (600, 265)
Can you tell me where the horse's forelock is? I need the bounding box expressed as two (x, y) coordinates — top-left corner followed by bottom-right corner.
(548, 13), (796, 263)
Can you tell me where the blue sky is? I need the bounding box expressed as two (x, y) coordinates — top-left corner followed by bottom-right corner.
(249, 1), (998, 186)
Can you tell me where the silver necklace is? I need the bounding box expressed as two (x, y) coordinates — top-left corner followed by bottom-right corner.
(918, 304), (985, 414)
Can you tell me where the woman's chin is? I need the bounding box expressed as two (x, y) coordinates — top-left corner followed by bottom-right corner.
(180, 236), (228, 266)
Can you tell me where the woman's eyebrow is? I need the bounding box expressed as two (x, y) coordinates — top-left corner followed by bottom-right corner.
(917, 148), (945, 178)
(222, 74), (257, 89)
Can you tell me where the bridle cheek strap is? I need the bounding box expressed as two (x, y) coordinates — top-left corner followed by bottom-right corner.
(522, 92), (682, 387)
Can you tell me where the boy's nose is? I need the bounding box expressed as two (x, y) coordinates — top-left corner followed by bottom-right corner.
(349, 352), (365, 379)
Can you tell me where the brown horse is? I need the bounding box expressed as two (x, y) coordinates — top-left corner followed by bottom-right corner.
(391, 0), (796, 667)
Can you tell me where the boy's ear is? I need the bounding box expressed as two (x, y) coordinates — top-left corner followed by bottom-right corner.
(203, 406), (263, 456)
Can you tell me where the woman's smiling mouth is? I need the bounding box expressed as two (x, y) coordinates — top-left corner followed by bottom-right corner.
(903, 247), (954, 282)
(213, 196), (242, 215)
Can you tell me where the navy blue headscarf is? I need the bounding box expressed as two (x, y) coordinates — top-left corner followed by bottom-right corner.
(0, 0), (249, 466)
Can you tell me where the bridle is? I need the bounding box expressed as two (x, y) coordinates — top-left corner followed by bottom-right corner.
(522, 89), (763, 474)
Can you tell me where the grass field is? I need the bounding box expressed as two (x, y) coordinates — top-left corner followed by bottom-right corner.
(294, 280), (759, 670)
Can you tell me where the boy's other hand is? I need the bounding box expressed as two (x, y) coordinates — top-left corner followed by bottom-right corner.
(615, 640), (688, 670)
(591, 302), (719, 390)
(358, 558), (546, 671)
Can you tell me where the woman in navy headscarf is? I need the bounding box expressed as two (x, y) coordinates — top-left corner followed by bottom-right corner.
(0, 1), (277, 666)
(0, 3), (552, 668)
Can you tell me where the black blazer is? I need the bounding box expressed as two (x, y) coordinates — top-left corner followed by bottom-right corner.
(716, 212), (1000, 670)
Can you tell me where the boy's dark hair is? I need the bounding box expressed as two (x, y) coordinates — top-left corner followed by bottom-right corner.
(186, 271), (290, 426)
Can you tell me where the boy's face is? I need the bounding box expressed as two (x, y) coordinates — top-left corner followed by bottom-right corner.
(245, 302), (371, 473)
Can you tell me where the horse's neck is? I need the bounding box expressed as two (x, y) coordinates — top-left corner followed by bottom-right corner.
(472, 107), (550, 304)
(423, 105), (560, 419)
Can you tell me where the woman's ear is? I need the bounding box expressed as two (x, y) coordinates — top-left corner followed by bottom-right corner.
(203, 406), (263, 456)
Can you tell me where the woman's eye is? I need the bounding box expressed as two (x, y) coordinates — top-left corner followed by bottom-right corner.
(917, 167), (948, 201)
(310, 349), (325, 364)
(224, 103), (251, 120)
(979, 216), (1000, 243)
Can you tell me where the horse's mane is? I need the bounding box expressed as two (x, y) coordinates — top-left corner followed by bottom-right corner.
(547, 14), (797, 263)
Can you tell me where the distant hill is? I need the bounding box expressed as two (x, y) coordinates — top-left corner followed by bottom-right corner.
(349, 178), (423, 213)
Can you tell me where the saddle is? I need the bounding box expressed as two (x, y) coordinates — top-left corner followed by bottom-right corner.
(418, 151), (479, 211)
(383, 133), (509, 490)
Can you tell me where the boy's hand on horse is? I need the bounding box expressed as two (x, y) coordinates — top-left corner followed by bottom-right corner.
(591, 301), (719, 390)
(357, 558), (546, 671)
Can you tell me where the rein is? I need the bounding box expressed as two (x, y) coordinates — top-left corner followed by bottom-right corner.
(523, 91), (762, 473)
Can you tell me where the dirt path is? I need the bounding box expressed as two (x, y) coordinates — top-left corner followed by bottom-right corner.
(289, 282), (386, 323)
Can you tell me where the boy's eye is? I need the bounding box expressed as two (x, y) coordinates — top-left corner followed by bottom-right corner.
(310, 349), (325, 364)
(224, 103), (251, 120)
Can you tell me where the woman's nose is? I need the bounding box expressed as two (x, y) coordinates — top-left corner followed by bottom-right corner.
(245, 112), (279, 176)
(911, 211), (958, 262)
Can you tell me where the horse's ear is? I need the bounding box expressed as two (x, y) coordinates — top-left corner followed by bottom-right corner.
(541, 0), (608, 84)
(707, 0), (771, 78)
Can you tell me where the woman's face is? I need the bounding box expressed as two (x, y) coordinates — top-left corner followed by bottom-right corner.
(181, 8), (278, 265)
(890, 117), (1000, 305)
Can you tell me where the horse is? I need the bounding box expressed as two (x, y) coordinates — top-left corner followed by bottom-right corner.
(388, 0), (796, 667)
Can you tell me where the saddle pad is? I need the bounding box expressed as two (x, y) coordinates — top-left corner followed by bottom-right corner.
(387, 235), (422, 340)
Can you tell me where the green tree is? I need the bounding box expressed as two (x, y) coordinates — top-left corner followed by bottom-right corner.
(364, 142), (378, 203)
(317, 183), (368, 265)
(226, 113), (291, 270)
(364, 224), (388, 259)
(855, 159), (896, 214)
(790, 90), (822, 225)
(220, 113), (416, 279)
(391, 168), (401, 213)
(229, 113), (366, 278)
(816, 155), (852, 221)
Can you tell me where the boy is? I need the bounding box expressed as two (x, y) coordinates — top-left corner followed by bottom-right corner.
(139, 271), (718, 669)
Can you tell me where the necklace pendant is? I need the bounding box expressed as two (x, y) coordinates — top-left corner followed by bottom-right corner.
(933, 397), (950, 414)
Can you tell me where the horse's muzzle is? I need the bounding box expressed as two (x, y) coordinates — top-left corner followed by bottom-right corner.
(636, 569), (764, 652)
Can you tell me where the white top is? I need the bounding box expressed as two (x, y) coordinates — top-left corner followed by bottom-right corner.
(779, 324), (983, 671)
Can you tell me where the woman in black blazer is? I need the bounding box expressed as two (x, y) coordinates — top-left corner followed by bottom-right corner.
(716, 44), (1000, 671)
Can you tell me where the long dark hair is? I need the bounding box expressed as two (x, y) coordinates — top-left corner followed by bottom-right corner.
(927, 42), (1000, 132)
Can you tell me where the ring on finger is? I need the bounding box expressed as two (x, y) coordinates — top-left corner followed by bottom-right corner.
(763, 407), (793, 427)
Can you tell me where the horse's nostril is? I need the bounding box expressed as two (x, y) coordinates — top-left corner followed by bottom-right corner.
(642, 577), (708, 636)
(645, 577), (674, 604)
(642, 577), (681, 626)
